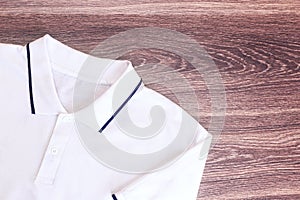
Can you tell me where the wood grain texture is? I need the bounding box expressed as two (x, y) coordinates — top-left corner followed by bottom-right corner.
(0, 1), (299, 199)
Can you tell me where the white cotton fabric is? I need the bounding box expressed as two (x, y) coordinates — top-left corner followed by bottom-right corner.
(0, 34), (211, 200)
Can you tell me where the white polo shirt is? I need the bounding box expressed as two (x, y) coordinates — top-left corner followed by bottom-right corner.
(0, 34), (211, 200)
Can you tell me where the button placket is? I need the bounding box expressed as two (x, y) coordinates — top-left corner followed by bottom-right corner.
(34, 114), (73, 185)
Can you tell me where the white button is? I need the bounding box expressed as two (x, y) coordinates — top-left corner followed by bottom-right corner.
(50, 147), (58, 155)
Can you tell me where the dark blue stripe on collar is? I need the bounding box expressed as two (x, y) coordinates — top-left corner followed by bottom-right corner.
(26, 43), (36, 114)
(99, 78), (143, 133)
(112, 194), (118, 200)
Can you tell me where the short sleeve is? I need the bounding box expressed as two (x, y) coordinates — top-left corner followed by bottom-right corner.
(109, 86), (212, 200)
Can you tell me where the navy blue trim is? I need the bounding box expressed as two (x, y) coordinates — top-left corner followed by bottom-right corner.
(99, 78), (142, 133)
(26, 43), (35, 114)
(112, 194), (118, 200)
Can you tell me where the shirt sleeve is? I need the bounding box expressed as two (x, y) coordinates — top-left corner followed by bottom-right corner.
(110, 85), (212, 200)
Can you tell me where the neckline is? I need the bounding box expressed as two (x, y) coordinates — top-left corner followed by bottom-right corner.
(26, 34), (143, 132)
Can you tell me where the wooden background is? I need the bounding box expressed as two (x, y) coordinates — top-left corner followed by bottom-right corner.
(0, 0), (299, 199)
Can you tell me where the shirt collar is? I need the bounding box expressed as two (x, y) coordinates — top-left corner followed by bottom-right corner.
(26, 34), (143, 132)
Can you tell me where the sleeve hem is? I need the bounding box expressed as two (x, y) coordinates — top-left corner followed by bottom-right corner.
(112, 193), (126, 200)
